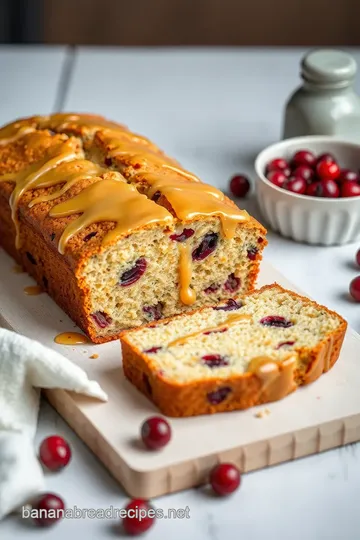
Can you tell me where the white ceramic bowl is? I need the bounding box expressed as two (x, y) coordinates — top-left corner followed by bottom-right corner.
(255, 136), (360, 245)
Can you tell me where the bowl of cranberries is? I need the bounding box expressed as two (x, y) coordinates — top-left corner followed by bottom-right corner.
(255, 136), (360, 245)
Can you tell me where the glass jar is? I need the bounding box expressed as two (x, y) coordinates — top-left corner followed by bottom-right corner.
(282, 49), (360, 143)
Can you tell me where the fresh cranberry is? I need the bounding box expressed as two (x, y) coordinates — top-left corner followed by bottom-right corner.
(213, 299), (242, 311)
(285, 177), (307, 194)
(224, 273), (241, 292)
(141, 416), (171, 450)
(317, 152), (336, 164)
(32, 493), (65, 527)
(356, 249), (360, 267)
(201, 354), (229, 367)
(350, 276), (360, 301)
(306, 181), (323, 197)
(39, 436), (71, 471)
(260, 316), (293, 328)
(144, 346), (162, 354)
(229, 174), (250, 198)
(90, 311), (113, 328)
(207, 386), (232, 404)
(266, 158), (289, 173)
(192, 233), (218, 261)
(247, 247), (258, 260)
(292, 165), (314, 183)
(316, 159), (340, 181)
(120, 258), (147, 286)
(169, 228), (195, 242)
(204, 283), (221, 294)
(209, 463), (241, 496)
(322, 179), (340, 197)
(143, 303), (163, 321)
(291, 150), (316, 168)
(267, 170), (287, 187)
(338, 169), (359, 183)
(122, 499), (155, 535)
(258, 237), (264, 243)
(276, 340), (296, 349)
(341, 181), (360, 197)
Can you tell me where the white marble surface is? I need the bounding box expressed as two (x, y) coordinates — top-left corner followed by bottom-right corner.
(1, 46), (360, 539)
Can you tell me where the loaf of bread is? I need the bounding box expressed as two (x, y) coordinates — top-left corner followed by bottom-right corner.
(120, 284), (347, 417)
(0, 113), (266, 343)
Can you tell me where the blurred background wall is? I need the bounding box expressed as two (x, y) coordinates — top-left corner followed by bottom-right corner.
(0, 0), (358, 46)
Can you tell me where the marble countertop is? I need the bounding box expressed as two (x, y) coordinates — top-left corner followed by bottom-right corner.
(1, 46), (360, 540)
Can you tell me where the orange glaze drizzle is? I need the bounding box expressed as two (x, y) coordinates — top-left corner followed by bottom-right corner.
(24, 285), (43, 295)
(49, 178), (174, 254)
(168, 313), (252, 347)
(247, 355), (297, 402)
(0, 138), (79, 248)
(178, 244), (196, 305)
(54, 332), (89, 345)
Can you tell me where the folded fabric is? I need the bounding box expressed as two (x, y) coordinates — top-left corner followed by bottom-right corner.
(0, 328), (107, 520)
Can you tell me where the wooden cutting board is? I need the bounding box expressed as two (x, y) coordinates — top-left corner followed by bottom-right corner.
(1, 248), (360, 498)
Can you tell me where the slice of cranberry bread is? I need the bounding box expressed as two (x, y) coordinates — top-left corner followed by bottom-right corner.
(120, 284), (347, 417)
(0, 113), (266, 343)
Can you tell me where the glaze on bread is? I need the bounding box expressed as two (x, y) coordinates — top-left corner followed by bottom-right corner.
(120, 284), (347, 416)
(0, 113), (266, 342)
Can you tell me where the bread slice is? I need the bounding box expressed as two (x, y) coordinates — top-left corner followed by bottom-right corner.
(120, 284), (347, 417)
(0, 114), (266, 343)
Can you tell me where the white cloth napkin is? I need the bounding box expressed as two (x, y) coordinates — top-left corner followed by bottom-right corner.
(0, 328), (107, 520)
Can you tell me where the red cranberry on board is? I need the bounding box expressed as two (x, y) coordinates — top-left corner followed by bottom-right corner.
(350, 276), (360, 301)
(356, 249), (360, 267)
(266, 158), (289, 173)
(316, 159), (340, 181)
(317, 152), (336, 164)
(267, 170), (287, 188)
(229, 175), (251, 198)
(141, 416), (171, 450)
(32, 493), (65, 527)
(122, 499), (155, 535)
(285, 177), (307, 194)
(291, 150), (316, 168)
(39, 436), (71, 471)
(338, 169), (359, 183)
(341, 181), (360, 197)
(209, 463), (241, 496)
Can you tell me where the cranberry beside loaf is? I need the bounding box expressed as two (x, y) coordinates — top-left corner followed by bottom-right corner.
(0, 113), (266, 343)
(120, 284), (347, 417)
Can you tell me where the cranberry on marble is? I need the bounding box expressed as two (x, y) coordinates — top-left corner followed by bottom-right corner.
(169, 228), (195, 242)
(39, 436), (71, 471)
(91, 311), (113, 328)
(350, 276), (360, 301)
(141, 416), (171, 450)
(122, 499), (155, 535)
(229, 174), (251, 198)
(201, 354), (229, 367)
(32, 493), (65, 527)
(210, 463), (241, 496)
(224, 273), (241, 292)
(120, 258), (147, 286)
(192, 233), (218, 261)
(285, 177), (307, 194)
(213, 299), (242, 311)
(260, 316), (293, 328)
(341, 181), (360, 197)
(207, 386), (232, 404)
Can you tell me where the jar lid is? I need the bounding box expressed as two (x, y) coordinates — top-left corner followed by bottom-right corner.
(301, 49), (357, 87)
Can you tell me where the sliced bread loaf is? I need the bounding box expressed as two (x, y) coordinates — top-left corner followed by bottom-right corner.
(120, 284), (347, 417)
